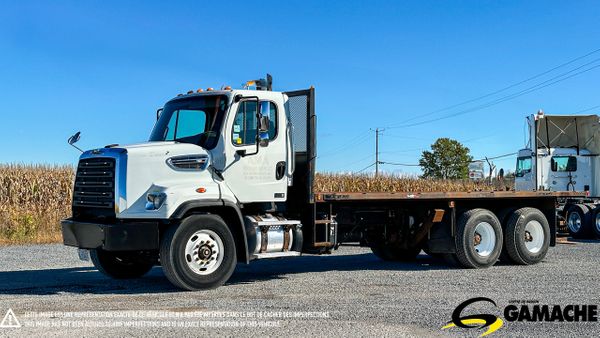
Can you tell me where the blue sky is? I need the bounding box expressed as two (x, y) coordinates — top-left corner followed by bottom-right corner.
(1, 1), (599, 174)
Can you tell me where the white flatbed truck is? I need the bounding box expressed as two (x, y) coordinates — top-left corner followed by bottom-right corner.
(62, 76), (583, 290)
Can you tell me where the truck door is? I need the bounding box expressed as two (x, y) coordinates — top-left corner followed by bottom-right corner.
(221, 96), (288, 203)
(515, 151), (535, 190)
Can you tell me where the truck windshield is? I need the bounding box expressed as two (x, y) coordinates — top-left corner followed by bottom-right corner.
(149, 95), (229, 150)
(516, 156), (532, 177)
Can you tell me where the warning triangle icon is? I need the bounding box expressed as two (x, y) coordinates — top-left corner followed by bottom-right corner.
(0, 309), (21, 328)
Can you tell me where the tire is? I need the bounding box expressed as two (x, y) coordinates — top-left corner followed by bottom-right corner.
(504, 207), (550, 265)
(592, 207), (600, 239)
(496, 208), (516, 263)
(160, 214), (237, 291)
(584, 203), (597, 214)
(566, 204), (592, 238)
(90, 249), (155, 279)
(371, 243), (422, 262)
(454, 209), (503, 268)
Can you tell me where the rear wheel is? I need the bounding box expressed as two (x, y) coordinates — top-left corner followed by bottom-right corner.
(566, 204), (592, 238)
(454, 209), (502, 268)
(592, 208), (600, 239)
(90, 249), (155, 279)
(160, 214), (237, 291)
(371, 243), (422, 262)
(504, 207), (550, 265)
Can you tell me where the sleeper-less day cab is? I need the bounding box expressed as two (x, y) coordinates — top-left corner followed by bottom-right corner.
(62, 76), (582, 290)
(515, 111), (600, 239)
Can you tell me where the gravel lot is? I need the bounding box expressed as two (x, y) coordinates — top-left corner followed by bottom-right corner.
(0, 240), (599, 337)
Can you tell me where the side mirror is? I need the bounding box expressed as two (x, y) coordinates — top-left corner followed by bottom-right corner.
(156, 108), (163, 120)
(258, 101), (270, 145)
(259, 115), (270, 133)
(68, 131), (81, 145)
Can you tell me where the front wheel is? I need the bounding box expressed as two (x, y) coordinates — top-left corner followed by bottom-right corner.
(160, 214), (237, 291)
(90, 249), (155, 279)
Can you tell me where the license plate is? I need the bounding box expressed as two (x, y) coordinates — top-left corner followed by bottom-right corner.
(77, 249), (90, 261)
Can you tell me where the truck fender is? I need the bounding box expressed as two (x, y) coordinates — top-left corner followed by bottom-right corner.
(170, 200), (250, 264)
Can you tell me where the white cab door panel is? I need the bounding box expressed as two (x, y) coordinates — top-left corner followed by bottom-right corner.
(221, 92), (288, 203)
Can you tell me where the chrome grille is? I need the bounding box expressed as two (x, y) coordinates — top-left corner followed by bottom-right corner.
(73, 158), (115, 209)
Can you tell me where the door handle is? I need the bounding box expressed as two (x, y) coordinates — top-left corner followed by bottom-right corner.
(276, 161), (286, 180)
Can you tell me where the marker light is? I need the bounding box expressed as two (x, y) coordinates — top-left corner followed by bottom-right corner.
(196, 88), (204, 93)
(206, 87), (214, 91)
(187, 90), (194, 94)
(223, 86), (232, 90)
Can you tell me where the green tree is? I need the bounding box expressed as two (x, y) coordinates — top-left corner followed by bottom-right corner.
(419, 138), (473, 179)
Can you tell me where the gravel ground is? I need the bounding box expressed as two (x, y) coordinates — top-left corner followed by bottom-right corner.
(0, 240), (599, 337)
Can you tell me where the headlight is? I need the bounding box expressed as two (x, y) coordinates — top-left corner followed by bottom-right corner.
(146, 192), (166, 210)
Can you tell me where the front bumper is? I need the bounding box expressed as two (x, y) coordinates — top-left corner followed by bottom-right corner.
(61, 218), (159, 251)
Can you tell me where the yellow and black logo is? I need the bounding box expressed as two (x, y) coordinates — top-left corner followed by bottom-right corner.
(442, 297), (504, 337)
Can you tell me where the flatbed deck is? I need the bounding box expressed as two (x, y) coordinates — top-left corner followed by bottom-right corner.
(315, 190), (587, 202)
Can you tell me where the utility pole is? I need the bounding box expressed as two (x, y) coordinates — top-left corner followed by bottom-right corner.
(372, 128), (384, 176)
(376, 128), (379, 176)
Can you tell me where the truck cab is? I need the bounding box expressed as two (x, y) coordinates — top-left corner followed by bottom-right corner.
(515, 111), (598, 193)
(515, 147), (592, 192)
(62, 76), (330, 290)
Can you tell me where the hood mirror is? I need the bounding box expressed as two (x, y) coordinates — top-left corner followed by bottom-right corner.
(67, 131), (83, 153)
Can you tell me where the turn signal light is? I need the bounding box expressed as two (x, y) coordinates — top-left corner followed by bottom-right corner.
(196, 187), (207, 193)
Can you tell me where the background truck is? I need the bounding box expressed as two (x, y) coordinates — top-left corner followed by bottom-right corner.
(62, 76), (581, 291)
(515, 110), (600, 239)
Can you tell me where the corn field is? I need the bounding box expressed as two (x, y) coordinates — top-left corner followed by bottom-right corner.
(0, 164), (74, 244)
(314, 173), (513, 193)
(0, 165), (512, 245)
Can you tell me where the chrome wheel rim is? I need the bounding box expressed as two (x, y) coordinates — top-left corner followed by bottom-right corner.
(567, 212), (582, 233)
(184, 229), (224, 275)
(474, 222), (496, 257)
(524, 220), (544, 254)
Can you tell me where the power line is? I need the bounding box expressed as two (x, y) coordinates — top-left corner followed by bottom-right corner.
(387, 47), (600, 127)
(379, 161), (421, 167)
(355, 162), (376, 174)
(476, 152), (517, 162)
(379, 134), (496, 155)
(388, 62), (600, 129)
(318, 131), (371, 158)
(337, 153), (374, 169)
(380, 152), (517, 167)
(572, 104), (600, 114)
